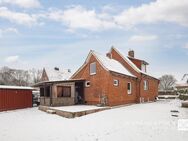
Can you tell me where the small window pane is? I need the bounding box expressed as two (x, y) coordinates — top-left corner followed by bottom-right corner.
(127, 82), (132, 94)
(144, 80), (148, 90)
(90, 62), (96, 75)
(85, 81), (90, 87)
(114, 80), (119, 86)
(57, 86), (71, 97)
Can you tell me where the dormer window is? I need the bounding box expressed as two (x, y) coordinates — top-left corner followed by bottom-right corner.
(141, 64), (146, 72)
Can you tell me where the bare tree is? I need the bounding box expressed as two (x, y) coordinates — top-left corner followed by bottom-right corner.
(0, 67), (15, 85)
(12, 70), (30, 86)
(0, 67), (42, 86)
(29, 68), (42, 84)
(159, 75), (176, 90)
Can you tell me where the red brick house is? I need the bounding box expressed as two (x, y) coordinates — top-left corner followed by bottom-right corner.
(71, 47), (159, 106)
(36, 47), (159, 107)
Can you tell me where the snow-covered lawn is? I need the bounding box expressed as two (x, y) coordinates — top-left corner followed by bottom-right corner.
(0, 100), (188, 141)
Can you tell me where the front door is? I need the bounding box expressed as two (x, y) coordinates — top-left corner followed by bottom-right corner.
(75, 82), (84, 104)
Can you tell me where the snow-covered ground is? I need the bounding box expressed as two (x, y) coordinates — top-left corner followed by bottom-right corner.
(0, 100), (188, 141)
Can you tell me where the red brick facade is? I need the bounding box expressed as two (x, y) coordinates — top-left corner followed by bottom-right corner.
(72, 47), (159, 106)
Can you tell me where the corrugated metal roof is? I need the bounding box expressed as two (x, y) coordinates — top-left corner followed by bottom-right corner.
(0, 85), (33, 90)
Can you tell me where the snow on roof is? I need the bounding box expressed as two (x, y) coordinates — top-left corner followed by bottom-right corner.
(0, 85), (33, 90)
(176, 74), (188, 87)
(92, 51), (136, 77)
(45, 68), (72, 81)
(111, 47), (158, 79)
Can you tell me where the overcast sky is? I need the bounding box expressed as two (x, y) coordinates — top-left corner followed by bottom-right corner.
(0, 0), (188, 81)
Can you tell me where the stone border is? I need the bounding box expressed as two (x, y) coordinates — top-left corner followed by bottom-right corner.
(39, 105), (111, 118)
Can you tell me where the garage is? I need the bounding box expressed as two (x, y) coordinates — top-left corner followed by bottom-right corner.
(0, 85), (33, 112)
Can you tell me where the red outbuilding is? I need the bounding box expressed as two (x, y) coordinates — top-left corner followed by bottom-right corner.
(0, 85), (33, 112)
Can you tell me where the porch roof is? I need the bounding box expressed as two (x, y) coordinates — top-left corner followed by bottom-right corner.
(33, 79), (85, 87)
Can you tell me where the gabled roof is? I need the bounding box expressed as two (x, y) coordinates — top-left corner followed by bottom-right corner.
(71, 50), (136, 78)
(92, 51), (135, 77)
(44, 68), (72, 82)
(110, 47), (159, 80)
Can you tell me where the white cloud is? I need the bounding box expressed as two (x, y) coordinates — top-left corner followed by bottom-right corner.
(5, 55), (19, 63)
(0, 27), (19, 38)
(0, 7), (38, 26)
(129, 35), (158, 42)
(3, 27), (19, 34)
(48, 5), (118, 31)
(115, 0), (188, 28)
(0, 0), (41, 8)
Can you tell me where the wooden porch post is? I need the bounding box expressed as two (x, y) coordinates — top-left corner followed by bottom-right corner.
(50, 85), (52, 106)
(44, 84), (46, 105)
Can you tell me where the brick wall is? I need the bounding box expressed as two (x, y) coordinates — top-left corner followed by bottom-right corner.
(72, 54), (139, 106)
(72, 48), (159, 106)
(110, 48), (159, 102)
(73, 55), (110, 105)
(139, 75), (159, 102)
(107, 73), (137, 106)
(128, 57), (142, 70)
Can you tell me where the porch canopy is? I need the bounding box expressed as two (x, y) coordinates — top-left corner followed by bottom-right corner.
(33, 79), (85, 106)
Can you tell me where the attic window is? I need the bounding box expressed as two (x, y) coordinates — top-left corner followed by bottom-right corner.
(141, 64), (146, 72)
(114, 80), (119, 86)
(90, 62), (96, 75)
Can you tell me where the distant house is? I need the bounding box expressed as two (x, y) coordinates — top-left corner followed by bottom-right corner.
(40, 67), (72, 82)
(175, 74), (188, 90)
(36, 67), (74, 106)
(35, 47), (159, 106)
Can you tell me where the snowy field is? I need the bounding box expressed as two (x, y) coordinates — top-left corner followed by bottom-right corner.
(0, 100), (188, 141)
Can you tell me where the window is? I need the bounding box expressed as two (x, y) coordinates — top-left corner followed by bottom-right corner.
(41, 86), (50, 97)
(127, 82), (132, 94)
(85, 81), (90, 87)
(90, 62), (96, 75)
(62, 86), (71, 97)
(144, 80), (148, 90)
(40, 88), (44, 97)
(114, 80), (119, 86)
(57, 86), (71, 97)
(141, 64), (146, 72)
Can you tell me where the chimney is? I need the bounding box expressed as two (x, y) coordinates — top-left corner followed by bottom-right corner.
(106, 52), (112, 59)
(68, 69), (71, 73)
(54, 67), (59, 71)
(128, 50), (134, 58)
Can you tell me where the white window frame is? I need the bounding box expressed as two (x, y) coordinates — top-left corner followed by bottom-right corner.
(127, 82), (132, 94)
(144, 80), (148, 90)
(85, 81), (90, 87)
(90, 62), (96, 75)
(114, 80), (119, 86)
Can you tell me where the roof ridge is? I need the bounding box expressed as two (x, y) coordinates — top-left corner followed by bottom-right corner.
(111, 47), (141, 73)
